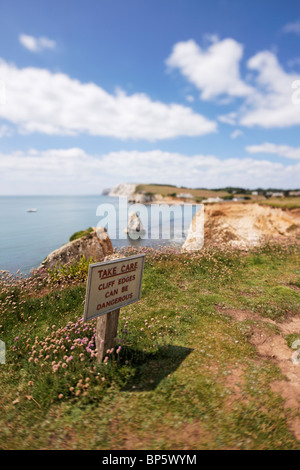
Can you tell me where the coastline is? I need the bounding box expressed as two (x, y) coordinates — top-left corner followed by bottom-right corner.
(0, 194), (189, 275)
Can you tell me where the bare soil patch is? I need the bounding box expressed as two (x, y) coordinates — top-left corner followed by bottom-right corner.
(216, 305), (300, 440)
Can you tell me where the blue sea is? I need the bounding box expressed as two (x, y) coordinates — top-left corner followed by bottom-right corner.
(0, 196), (195, 275)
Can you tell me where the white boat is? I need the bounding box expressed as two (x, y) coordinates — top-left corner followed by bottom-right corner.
(26, 208), (38, 212)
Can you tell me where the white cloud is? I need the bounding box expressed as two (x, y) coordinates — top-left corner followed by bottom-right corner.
(282, 21), (300, 35)
(218, 112), (237, 126)
(246, 142), (300, 160)
(167, 38), (300, 130)
(0, 148), (298, 195)
(0, 124), (13, 138)
(239, 51), (300, 128)
(19, 34), (56, 52)
(0, 59), (216, 140)
(186, 94), (194, 102)
(166, 38), (253, 100)
(230, 129), (243, 139)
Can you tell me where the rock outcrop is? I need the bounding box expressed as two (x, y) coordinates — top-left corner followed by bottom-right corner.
(40, 227), (114, 270)
(124, 212), (146, 239)
(183, 203), (300, 251)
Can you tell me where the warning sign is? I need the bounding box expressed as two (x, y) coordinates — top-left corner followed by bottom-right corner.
(84, 254), (145, 322)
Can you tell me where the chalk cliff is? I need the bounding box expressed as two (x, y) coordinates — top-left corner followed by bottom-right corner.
(105, 183), (162, 203)
(183, 203), (300, 251)
(108, 183), (137, 198)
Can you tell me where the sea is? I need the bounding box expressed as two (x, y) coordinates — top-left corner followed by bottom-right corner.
(0, 195), (196, 275)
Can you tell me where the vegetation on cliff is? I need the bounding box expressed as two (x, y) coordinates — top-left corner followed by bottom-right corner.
(69, 227), (94, 242)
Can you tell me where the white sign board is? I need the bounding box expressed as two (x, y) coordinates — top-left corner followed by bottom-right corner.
(84, 254), (145, 322)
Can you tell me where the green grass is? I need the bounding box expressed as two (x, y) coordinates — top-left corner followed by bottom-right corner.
(0, 243), (299, 449)
(69, 227), (94, 242)
(136, 184), (230, 199)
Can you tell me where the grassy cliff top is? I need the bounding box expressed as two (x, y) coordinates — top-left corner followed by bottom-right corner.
(136, 184), (300, 207)
(1, 243), (300, 449)
(136, 183), (231, 198)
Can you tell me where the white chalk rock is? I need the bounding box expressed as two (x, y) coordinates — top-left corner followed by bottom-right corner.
(124, 212), (146, 239)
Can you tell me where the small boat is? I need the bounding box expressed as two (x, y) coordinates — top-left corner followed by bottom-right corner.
(26, 208), (38, 213)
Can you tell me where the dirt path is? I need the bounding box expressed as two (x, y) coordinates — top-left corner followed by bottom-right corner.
(216, 306), (300, 440)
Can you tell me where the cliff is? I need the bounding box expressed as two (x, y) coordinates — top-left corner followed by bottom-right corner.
(108, 183), (137, 197)
(39, 227), (114, 270)
(183, 203), (300, 251)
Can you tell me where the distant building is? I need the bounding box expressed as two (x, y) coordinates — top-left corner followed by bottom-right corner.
(177, 193), (194, 199)
(202, 197), (223, 203)
(266, 192), (284, 197)
(289, 191), (300, 196)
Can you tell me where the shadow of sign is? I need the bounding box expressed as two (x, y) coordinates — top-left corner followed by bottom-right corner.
(120, 345), (193, 392)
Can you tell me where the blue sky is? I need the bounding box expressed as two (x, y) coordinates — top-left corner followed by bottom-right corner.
(0, 0), (299, 194)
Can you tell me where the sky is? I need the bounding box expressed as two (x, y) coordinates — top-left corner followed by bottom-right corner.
(0, 0), (300, 194)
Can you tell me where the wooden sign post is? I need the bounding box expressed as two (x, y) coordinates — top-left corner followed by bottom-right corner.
(84, 254), (145, 362)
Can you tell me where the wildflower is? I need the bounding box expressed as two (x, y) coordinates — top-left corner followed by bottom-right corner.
(58, 394), (63, 399)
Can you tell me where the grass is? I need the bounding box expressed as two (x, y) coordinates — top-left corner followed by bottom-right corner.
(69, 227), (94, 242)
(259, 197), (300, 210)
(0, 242), (299, 449)
(136, 185), (300, 209)
(136, 184), (230, 199)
